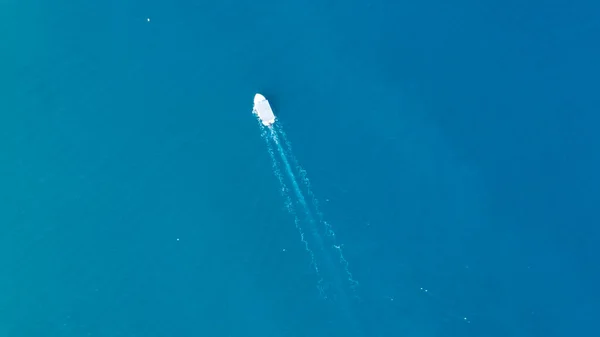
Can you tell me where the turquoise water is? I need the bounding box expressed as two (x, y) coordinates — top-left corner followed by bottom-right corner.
(2, 0), (598, 336)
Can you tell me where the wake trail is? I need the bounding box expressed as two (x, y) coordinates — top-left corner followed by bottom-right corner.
(269, 127), (362, 336)
(269, 127), (313, 221)
(253, 93), (364, 335)
(270, 126), (355, 305)
(274, 124), (359, 293)
(259, 121), (324, 295)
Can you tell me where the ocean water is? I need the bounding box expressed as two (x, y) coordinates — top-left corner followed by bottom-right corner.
(1, 0), (599, 336)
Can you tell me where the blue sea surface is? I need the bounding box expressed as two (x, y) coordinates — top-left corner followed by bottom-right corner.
(1, 0), (598, 336)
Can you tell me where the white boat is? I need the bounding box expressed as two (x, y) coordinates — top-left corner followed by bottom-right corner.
(253, 93), (276, 126)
